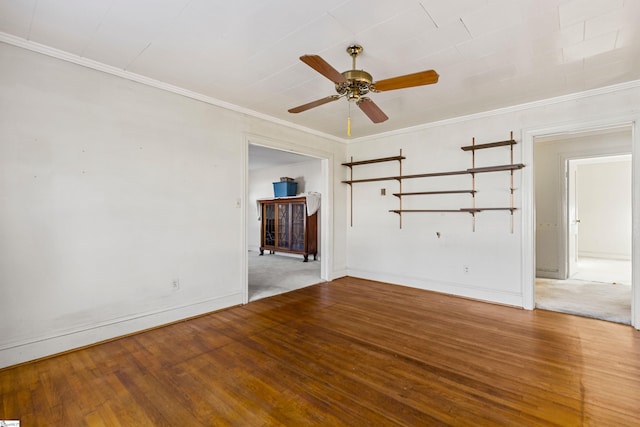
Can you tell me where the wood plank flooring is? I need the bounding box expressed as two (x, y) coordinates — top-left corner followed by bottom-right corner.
(2, 276), (640, 426)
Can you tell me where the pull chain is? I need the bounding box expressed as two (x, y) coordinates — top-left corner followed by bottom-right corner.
(347, 103), (351, 137)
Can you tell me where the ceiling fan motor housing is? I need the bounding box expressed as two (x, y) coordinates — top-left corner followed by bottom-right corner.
(336, 69), (373, 101)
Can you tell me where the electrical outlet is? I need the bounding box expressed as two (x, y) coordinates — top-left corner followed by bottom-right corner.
(463, 266), (469, 274)
(172, 279), (180, 290)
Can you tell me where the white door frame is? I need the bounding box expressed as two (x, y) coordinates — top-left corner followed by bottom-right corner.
(522, 115), (640, 329)
(567, 158), (579, 279)
(565, 154), (633, 278)
(561, 151), (630, 279)
(242, 133), (334, 304)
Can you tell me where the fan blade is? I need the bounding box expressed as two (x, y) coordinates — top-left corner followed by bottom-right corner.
(371, 70), (439, 92)
(288, 95), (340, 113)
(357, 97), (388, 123)
(300, 55), (347, 83)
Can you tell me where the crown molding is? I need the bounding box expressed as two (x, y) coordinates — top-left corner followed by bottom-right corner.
(0, 32), (346, 144)
(349, 79), (640, 143)
(3, 32), (639, 146)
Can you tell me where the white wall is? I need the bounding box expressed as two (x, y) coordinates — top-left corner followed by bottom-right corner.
(0, 43), (346, 368)
(346, 85), (640, 308)
(577, 158), (632, 260)
(534, 132), (631, 278)
(248, 158), (322, 253)
(3, 42), (640, 367)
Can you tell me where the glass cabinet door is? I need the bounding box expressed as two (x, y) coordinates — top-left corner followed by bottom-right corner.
(277, 203), (290, 249)
(264, 204), (275, 246)
(290, 203), (306, 251)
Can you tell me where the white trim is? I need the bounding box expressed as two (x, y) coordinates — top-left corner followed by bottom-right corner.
(3, 31), (640, 147)
(559, 148), (632, 279)
(347, 269), (523, 307)
(352, 80), (640, 143)
(578, 251), (631, 261)
(243, 134), (335, 297)
(331, 269), (349, 281)
(240, 138), (249, 305)
(632, 121), (640, 329)
(0, 32), (344, 145)
(0, 292), (243, 369)
(521, 128), (536, 310)
(522, 115), (640, 329)
(320, 156), (333, 281)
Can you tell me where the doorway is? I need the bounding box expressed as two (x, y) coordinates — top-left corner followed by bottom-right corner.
(568, 155), (632, 279)
(246, 141), (328, 302)
(533, 127), (633, 323)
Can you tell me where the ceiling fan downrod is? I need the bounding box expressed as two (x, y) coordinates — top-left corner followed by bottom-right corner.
(347, 44), (363, 69)
(337, 44), (372, 103)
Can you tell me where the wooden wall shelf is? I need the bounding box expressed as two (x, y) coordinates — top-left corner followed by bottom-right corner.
(390, 209), (461, 214)
(396, 170), (469, 180)
(393, 190), (476, 197)
(390, 207), (517, 214)
(460, 207), (517, 213)
(460, 139), (516, 151)
(343, 176), (400, 184)
(342, 155), (405, 167)
(341, 164), (524, 184)
(467, 163), (524, 173)
(342, 132), (524, 231)
(343, 150), (405, 226)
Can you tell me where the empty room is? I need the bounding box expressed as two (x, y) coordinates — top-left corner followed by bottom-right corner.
(1, 1), (640, 425)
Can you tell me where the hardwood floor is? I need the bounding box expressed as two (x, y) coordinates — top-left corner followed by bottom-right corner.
(2, 277), (640, 426)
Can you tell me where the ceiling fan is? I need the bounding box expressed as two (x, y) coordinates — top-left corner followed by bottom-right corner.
(288, 44), (439, 129)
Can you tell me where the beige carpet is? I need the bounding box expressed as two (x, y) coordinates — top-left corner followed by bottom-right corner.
(535, 278), (631, 324)
(248, 251), (322, 301)
(536, 258), (632, 325)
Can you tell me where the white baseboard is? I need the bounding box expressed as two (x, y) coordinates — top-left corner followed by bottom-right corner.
(346, 269), (523, 307)
(329, 269), (348, 281)
(536, 269), (564, 280)
(578, 251), (631, 261)
(0, 292), (243, 369)
(254, 250), (321, 262)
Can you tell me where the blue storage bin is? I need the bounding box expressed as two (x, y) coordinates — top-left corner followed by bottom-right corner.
(273, 181), (297, 197)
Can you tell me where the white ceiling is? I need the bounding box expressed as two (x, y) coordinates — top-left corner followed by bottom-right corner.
(1, 0), (639, 140)
(248, 144), (315, 170)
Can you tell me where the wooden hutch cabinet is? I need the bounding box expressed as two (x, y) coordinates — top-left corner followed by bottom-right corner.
(259, 197), (317, 262)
